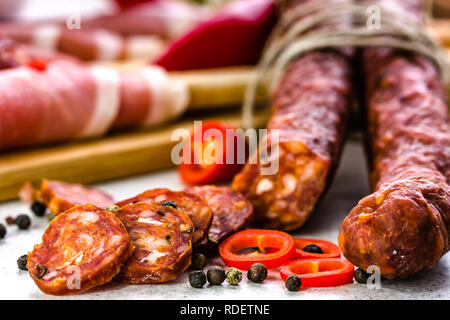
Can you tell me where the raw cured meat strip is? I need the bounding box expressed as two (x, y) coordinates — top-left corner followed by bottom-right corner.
(27, 204), (134, 295)
(339, 0), (450, 279)
(232, 0), (353, 231)
(0, 43), (189, 150)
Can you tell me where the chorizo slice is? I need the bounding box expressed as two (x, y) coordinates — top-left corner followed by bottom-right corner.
(116, 188), (212, 246)
(38, 179), (115, 214)
(27, 204), (134, 295)
(115, 202), (193, 284)
(185, 185), (253, 252)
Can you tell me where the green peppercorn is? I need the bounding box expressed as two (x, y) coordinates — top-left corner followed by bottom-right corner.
(0, 223), (6, 239)
(17, 254), (28, 271)
(207, 266), (226, 285)
(302, 244), (323, 254)
(15, 214), (31, 230)
(226, 268), (242, 285)
(106, 205), (120, 213)
(285, 275), (302, 291)
(247, 263), (267, 283)
(354, 268), (370, 284)
(189, 270), (206, 288)
(47, 213), (57, 222)
(31, 201), (47, 217)
(34, 264), (47, 279)
(191, 253), (207, 270)
(161, 200), (177, 209)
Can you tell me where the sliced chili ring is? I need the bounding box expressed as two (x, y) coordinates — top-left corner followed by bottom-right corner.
(294, 238), (341, 259)
(280, 258), (354, 289)
(219, 229), (295, 270)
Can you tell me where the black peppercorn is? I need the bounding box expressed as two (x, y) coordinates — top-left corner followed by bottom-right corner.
(15, 214), (31, 230)
(302, 244), (323, 254)
(189, 270), (206, 288)
(191, 253), (207, 270)
(247, 263), (267, 283)
(31, 201), (47, 217)
(0, 223), (6, 239)
(161, 200), (177, 209)
(285, 275), (302, 291)
(34, 264), (47, 279)
(354, 268), (370, 284)
(207, 266), (226, 285)
(17, 254), (28, 271)
(226, 267), (242, 285)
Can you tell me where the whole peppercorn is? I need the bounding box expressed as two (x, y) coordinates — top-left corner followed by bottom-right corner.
(226, 267), (242, 285)
(189, 270), (206, 288)
(247, 263), (268, 283)
(207, 266), (226, 285)
(161, 200), (177, 209)
(354, 268), (370, 284)
(15, 214), (31, 230)
(17, 254), (28, 271)
(34, 264), (47, 279)
(285, 275), (302, 291)
(0, 223), (6, 239)
(191, 253), (207, 270)
(31, 201), (47, 217)
(302, 244), (323, 254)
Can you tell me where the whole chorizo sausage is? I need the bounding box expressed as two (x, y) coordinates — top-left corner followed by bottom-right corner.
(339, 0), (450, 279)
(232, 0), (353, 231)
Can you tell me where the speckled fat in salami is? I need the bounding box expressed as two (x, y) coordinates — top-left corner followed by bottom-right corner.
(185, 185), (253, 252)
(115, 202), (193, 284)
(116, 188), (212, 245)
(27, 204), (133, 295)
(39, 179), (115, 214)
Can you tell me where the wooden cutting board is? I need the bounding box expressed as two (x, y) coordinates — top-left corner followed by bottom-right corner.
(0, 111), (266, 203)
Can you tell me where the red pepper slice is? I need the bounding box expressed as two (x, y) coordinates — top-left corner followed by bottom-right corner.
(294, 238), (341, 259)
(155, 0), (276, 70)
(27, 59), (47, 71)
(219, 229), (296, 270)
(280, 258), (354, 289)
(178, 120), (245, 185)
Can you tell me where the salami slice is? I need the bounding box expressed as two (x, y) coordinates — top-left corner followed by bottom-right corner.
(38, 179), (115, 214)
(185, 185), (253, 252)
(27, 204), (133, 295)
(115, 202), (193, 284)
(116, 188), (212, 245)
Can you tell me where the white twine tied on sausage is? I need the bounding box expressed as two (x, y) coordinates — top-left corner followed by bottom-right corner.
(242, 1), (450, 129)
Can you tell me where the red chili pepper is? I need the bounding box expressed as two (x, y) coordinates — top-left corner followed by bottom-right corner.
(178, 120), (245, 185)
(155, 0), (276, 70)
(27, 59), (47, 71)
(219, 229), (296, 270)
(294, 238), (341, 259)
(114, 0), (154, 10)
(280, 258), (354, 289)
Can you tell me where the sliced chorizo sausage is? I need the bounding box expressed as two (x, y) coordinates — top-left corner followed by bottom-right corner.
(38, 179), (115, 214)
(115, 202), (194, 284)
(27, 204), (133, 295)
(116, 188), (212, 246)
(185, 185), (253, 252)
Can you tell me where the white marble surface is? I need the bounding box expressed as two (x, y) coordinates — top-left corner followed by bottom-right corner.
(1, 140), (449, 300)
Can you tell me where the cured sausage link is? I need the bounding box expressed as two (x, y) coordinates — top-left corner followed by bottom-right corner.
(339, 0), (450, 279)
(232, 0), (353, 231)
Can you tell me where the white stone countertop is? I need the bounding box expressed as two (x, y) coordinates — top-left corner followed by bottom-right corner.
(0, 141), (449, 300)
